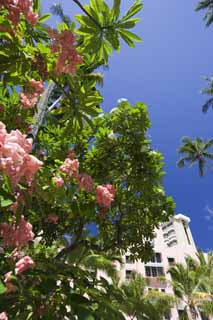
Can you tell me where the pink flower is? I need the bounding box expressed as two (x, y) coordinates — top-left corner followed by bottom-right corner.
(0, 121), (6, 143)
(48, 29), (82, 76)
(78, 173), (93, 192)
(60, 158), (79, 177)
(96, 184), (115, 208)
(0, 123), (42, 186)
(52, 176), (64, 188)
(0, 0), (38, 27)
(0, 312), (8, 320)
(46, 214), (59, 224)
(26, 10), (38, 25)
(0, 216), (34, 248)
(23, 155), (43, 183)
(20, 79), (44, 109)
(15, 256), (35, 275)
(4, 271), (17, 293)
(105, 184), (116, 198)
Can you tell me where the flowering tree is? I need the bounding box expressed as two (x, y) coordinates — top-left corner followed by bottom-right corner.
(0, 0), (174, 319)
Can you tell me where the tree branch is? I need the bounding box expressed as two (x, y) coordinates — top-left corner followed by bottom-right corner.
(29, 81), (55, 140)
(72, 0), (102, 29)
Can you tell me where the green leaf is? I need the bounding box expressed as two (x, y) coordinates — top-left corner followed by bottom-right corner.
(0, 281), (6, 295)
(118, 30), (135, 47)
(118, 18), (140, 29)
(0, 196), (14, 208)
(121, 0), (143, 22)
(105, 30), (120, 51)
(112, 0), (121, 21)
(33, 0), (40, 12)
(38, 14), (51, 23)
(118, 29), (142, 42)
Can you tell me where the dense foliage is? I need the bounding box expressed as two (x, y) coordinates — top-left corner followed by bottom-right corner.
(169, 251), (213, 320)
(0, 0), (174, 318)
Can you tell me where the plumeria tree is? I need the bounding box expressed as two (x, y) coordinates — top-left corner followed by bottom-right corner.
(0, 0), (174, 319)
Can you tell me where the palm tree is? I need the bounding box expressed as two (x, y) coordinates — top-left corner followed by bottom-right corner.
(120, 273), (175, 320)
(177, 137), (213, 176)
(195, 0), (213, 26)
(169, 262), (201, 320)
(191, 252), (213, 318)
(169, 254), (213, 320)
(201, 76), (213, 113)
(50, 3), (72, 26)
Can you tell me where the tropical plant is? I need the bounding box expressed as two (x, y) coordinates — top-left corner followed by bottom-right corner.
(196, 0), (213, 26)
(169, 262), (201, 320)
(169, 252), (213, 320)
(201, 76), (213, 113)
(177, 137), (213, 176)
(50, 3), (72, 26)
(119, 273), (175, 320)
(187, 251), (213, 318)
(0, 0), (175, 319)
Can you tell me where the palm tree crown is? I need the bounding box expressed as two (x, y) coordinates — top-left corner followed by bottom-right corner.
(177, 137), (213, 176)
(196, 0), (213, 26)
(201, 76), (213, 113)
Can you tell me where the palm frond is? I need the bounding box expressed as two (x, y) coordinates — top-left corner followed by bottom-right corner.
(50, 3), (72, 25)
(195, 0), (213, 26)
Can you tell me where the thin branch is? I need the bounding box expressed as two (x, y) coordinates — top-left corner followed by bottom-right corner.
(72, 0), (102, 29)
(30, 81), (55, 140)
(48, 95), (63, 112)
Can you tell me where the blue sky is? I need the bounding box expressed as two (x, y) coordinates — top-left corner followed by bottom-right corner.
(41, 0), (213, 251)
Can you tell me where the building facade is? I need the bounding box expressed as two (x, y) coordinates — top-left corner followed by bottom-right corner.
(118, 214), (208, 320)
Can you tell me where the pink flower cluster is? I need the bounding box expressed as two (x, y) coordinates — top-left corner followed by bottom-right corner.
(52, 176), (64, 188)
(0, 216), (34, 248)
(46, 214), (59, 224)
(0, 312), (8, 320)
(0, 122), (43, 186)
(48, 29), (83, 76)
(4, 271), (17, 293)
(20, 79), (44, 109)
(78, 173), (93, 193)
(60, 158), (79, 178)
(96, 184), (115, 208)
(15, 255), (35, 275)
(0, 0), (38, 26)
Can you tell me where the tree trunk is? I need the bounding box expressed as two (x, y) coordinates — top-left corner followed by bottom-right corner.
(186, 306), (194, 320)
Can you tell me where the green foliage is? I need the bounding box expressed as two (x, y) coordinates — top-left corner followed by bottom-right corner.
(196, 0), (213, 26)
(201, 76), (213, 113)
(177, 137), (213, 176)
(0, 1), (175, 319)
(169, 252), (213, 319)
(119, 273), (175, 320)
(75, 0), (142, 63)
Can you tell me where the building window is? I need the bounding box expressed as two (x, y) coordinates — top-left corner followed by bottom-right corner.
(126, 270), (133, 280)
(162, 222), (173, 230)
(150, 252), (162, 263)
(161, 288), (165, 293)
(167, 240), (177, 247)
(125, 255), (133, 264)
(168, 257), (175, 266)
(145, 266), (165, 277)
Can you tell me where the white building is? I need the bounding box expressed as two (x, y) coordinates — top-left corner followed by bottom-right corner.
(118, 214), (210, 320)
